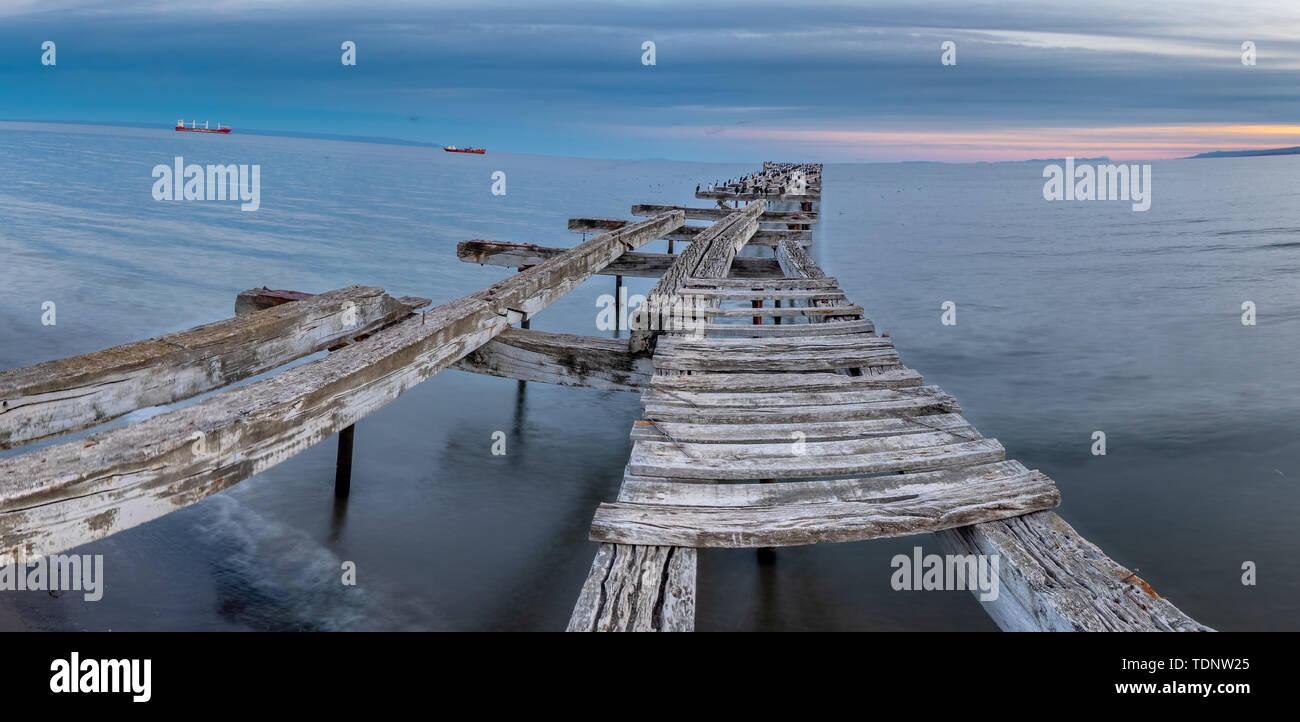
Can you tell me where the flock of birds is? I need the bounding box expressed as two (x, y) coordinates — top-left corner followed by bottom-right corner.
(697, 162), (823, 196)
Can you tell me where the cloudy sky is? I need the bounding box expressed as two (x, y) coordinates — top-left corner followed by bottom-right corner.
(4, 0), (1300, 161)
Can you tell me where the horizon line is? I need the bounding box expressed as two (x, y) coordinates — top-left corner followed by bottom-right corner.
(1, 117), (1289, 165)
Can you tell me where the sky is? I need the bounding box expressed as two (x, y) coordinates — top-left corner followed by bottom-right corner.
(4, 0), (1300, 162)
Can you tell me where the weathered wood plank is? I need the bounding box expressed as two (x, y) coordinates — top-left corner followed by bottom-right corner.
(568, 218), (809, 247)
(934, 511), (1213, 632)
(705, 305), (864, 318)
(702, 319), (875, 337)
(653, 337), (898, 371)
(453, 328), (653, 392)
(233, 287), (431, 317)
(0, 213), (683, 564)
(629, 413), (974, 444)
(643, 385), (953, 410)
(693, 202), (764, 281)
(589, 468), (1058, 547)
(657, 333), (893, 353)
(0, 286), (420, 450)
(684, 277), (840, 289)
(629, 205), (763, 351)
(632, 204), (816, 224)
(682, 288), (847, 302)
(628, 437), (1005, 480)
(456, 240), (784, 279)
(619, 460), (1039, 505)
(641, 395), (953, 423)
(566, 543), (696, 631)
(649, 369), (923, 393)
(775, 238), (827, 279)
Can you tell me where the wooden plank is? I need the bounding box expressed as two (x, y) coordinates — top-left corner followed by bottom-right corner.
(934, 511), (1213, 632)
(702, 319), (875, 337)
(619, 460), (1038, 505)
(653, 336), (898, 371)
(684, 277), (839, 289)
(568, 218), (809, 247)
(234, 288), (432, 318)
(649, 369), (923, 393)
(589, 467), (1059, 547)
(566, 543), (695, 632)
(0, 286), (421, 450)
(693, 202), (764, 280)
(705, 305), (863, 318)
(642, 385), (953, 410)
(630, 205), (762, 351)
(632, 204), (816, 224)
(682, 288), (846, 302)
(456, 240), (784, 279)
(0, 212), (683, 564)
(627, 437), (1005, 480)
(657, 333), (893, 353)
(629, 413), (974, 444)
(453, 328), (653, 392)
(775, 238), (827, 279)
(641, 395), (952, 423)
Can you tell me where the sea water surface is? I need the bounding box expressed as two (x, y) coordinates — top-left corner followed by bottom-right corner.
(1, 122), (1297, 631)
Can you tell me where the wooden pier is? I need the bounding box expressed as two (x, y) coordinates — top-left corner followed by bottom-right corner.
(0, 162), (1210, 633)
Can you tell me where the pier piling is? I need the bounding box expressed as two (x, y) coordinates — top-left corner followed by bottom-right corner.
(335, 425), (355, 498)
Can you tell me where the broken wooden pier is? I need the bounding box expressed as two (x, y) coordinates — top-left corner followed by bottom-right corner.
(0, 162), (1209, 633)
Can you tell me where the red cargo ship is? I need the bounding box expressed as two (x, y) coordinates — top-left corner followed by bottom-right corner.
(443, 145), (485, 154)
(175, 120), (231, 134)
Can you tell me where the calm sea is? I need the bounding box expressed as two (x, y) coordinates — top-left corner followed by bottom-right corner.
(1, 122), (1296, 631)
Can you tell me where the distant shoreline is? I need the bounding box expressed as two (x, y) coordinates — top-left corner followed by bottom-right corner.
(7, 118), (1298, 165)
(1187, 146), (1300, 159)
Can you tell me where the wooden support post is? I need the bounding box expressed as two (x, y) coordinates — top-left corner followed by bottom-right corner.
(752, 299), (762, 325)
(615, 274), (623, 333)
(335, 424), (355, 498)
(757, 478), (776, 562)
(775, 298), (781, 325)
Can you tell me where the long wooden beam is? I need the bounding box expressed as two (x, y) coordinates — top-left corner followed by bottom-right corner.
(0, 286), (424, 451)
(567, 543), (695, 632)
(934, 511), (1213, 632)
(453, 328), (653, 392)
(629, 202), (765, 352)
(0, 211), (683, 564)
(456, 240), (784, 279)
(237, 292), (650, 392)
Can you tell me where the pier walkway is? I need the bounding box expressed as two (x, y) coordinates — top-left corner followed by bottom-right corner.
(0, 162), (1210, 633)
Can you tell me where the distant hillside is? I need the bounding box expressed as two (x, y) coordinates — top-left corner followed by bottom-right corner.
(1189, 147), (1300, 159)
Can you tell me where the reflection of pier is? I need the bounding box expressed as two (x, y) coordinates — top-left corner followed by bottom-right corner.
(0, 162), (1209, 633)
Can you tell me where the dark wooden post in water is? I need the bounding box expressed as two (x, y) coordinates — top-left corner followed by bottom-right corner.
(335, 425), (355, 498)
(616, 274), (623, 334)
